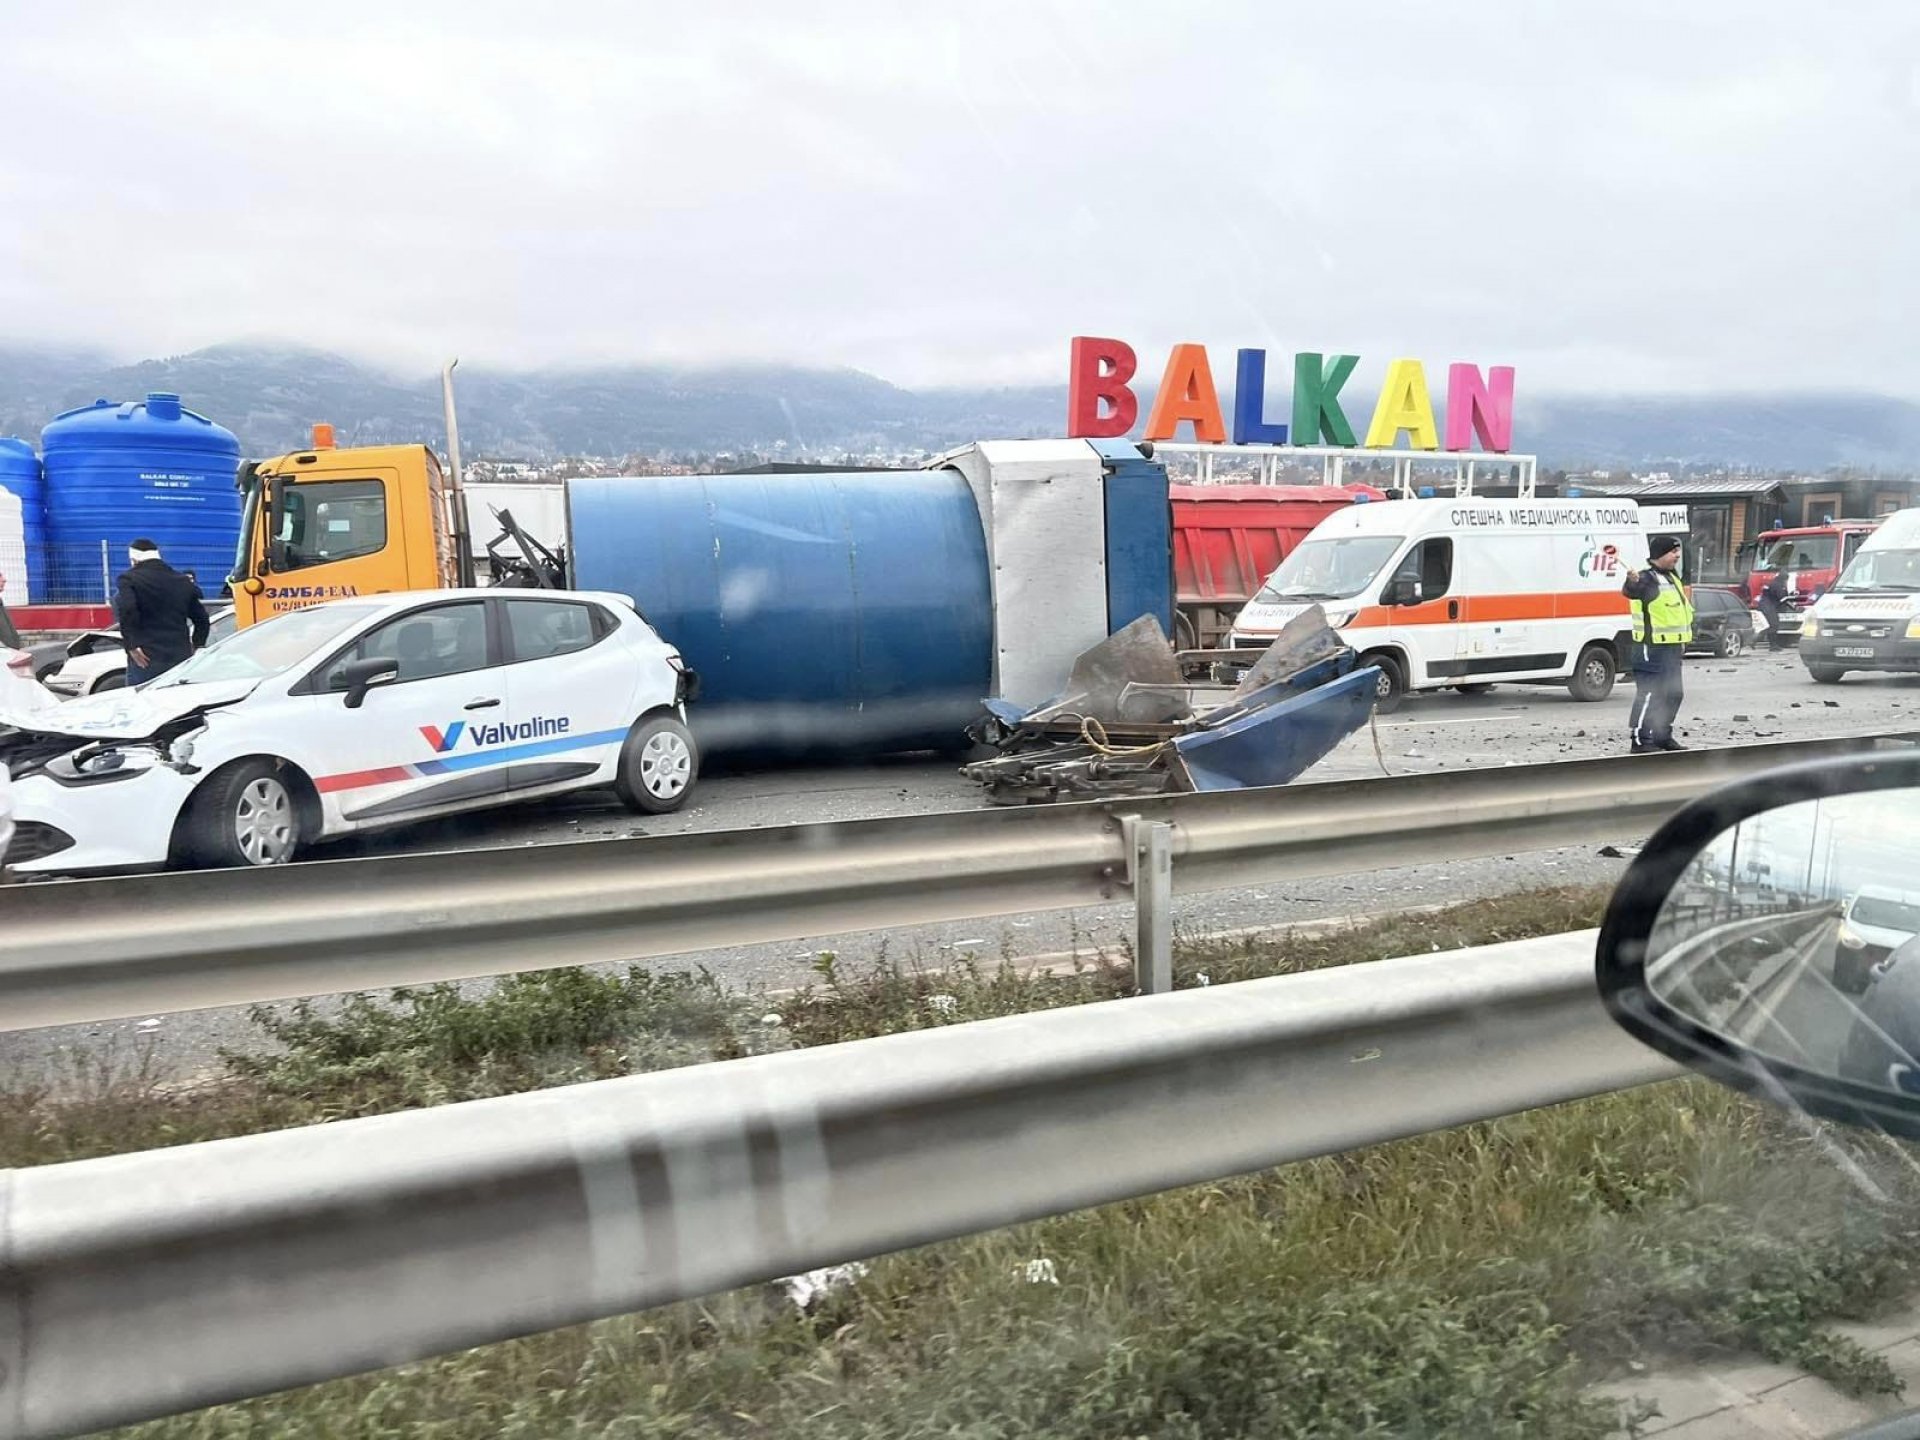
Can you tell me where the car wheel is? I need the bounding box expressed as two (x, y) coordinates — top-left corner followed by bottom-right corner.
(90, 671), (127, 694)
(1567, 642), (1617, 702)
(614, 713), (700, 814)
(1360, 651), (1406, 714)
(1718, 629), (1746, 658)
(1808, 663), (1847, 684)
(184, 759), (303, 868)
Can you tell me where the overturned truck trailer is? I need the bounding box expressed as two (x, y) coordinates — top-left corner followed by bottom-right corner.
(962, 606), (1378, 804)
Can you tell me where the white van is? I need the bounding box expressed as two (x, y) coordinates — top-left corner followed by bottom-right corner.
(1228, 496), (1676, 709)
(1798, 508), (1920, 684)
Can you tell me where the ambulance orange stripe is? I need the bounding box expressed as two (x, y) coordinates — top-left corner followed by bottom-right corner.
(1239, 590), (1632, 637)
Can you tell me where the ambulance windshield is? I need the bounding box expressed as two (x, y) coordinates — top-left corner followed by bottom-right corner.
(1256, 535), (1404, 603)
(1832, 547), (1920, 593)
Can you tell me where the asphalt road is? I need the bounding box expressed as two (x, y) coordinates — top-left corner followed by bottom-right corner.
(8, 644), (1919, 1087)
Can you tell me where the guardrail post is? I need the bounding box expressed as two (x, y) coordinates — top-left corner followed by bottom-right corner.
(1125, 817), (1174, 995)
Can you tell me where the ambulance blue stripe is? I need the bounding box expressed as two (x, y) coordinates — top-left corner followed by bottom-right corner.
(421, 727), (629, 774)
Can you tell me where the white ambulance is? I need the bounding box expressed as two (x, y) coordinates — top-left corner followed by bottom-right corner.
(1798, 507), (1920, 683)
(1228, 496), (1683, 710)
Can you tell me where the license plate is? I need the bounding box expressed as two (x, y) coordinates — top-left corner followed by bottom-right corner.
(1835, 646), (1876, 658)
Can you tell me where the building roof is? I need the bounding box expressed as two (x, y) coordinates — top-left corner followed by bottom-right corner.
(1570, 476), (1785, 499)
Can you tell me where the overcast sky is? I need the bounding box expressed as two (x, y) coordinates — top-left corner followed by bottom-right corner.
(2, 2), (1916, 391)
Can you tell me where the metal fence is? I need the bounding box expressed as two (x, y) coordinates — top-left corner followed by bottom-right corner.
(4, 728), (1912, 1033)
(0, 930), (1682, 1440)
(0, 729), (1905, 1436)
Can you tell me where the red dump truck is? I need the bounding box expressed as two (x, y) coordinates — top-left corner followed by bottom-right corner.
(1170, 483), (1384, 647)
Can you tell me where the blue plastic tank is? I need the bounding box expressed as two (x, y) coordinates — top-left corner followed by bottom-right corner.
(0, 436), (46, 601)
(565, 472), (992, 753)
(41, 393), (242, 602)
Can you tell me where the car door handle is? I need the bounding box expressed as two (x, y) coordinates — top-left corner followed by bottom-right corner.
(463, 697), (501, 711)
(1448, 600), (1460, 620)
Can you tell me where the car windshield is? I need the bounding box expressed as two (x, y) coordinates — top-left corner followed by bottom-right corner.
(1832, 547), (1920, 592)
(1754, 536), (1837, 571)
(1852, 894), (1920, 934)
(1254, 536), (1403, 603)
(147, 604), (380, 686)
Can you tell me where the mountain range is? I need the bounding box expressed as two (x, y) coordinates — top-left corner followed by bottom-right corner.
(3, 342), (1918, 471)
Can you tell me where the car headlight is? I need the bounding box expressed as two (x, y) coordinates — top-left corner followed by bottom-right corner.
(46, 743), (163, 782)
(1906, 618), (1920, 640)
(1838, 923), (1867, 950)
(1801, 616), (1819, 638)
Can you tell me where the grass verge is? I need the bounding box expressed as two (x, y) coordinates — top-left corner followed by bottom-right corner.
(4, 883), (1915, 1438)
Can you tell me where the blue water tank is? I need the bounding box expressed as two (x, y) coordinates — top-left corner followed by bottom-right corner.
(566, 472), (992, 753)
(41, 393), (242, 602)
(0, 436), (46, 601)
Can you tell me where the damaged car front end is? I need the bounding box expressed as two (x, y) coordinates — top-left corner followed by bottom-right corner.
(0, 685), (249, 873)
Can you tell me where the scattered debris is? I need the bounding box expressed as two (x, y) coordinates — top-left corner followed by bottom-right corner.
(759, 1013), (784, 1027)
(134, 1017), (162, 1033)
(1019, 1258), (1059, 1285)
(925, 994), (958, 1013)
(776, 1262), (870, 1311)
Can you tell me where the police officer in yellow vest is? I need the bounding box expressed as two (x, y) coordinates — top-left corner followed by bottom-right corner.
(1622, 534), (1694, 754)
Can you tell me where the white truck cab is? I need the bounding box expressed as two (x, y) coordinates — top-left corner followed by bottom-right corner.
(1229, 496), (1677, 709)
(1798, 508), (1920, 684)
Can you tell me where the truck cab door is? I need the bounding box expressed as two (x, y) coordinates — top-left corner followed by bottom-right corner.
(258, 471), (402, 619)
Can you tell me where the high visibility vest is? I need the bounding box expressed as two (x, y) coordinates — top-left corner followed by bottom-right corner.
(1631, 574), (1694, 645)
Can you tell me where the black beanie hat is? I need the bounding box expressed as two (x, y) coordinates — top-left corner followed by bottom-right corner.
(1648, 535), (1681, 561)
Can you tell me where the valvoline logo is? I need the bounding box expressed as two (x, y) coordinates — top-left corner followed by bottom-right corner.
(420, 715), (572, 751)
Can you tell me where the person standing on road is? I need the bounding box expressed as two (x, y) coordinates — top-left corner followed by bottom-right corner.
(1623, 535), (1694, 754)
(114, 538), (209, 686)
(1756, 570), (1789, 651)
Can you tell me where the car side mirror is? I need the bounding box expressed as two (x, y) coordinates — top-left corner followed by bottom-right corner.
(1596, 752), (1920, 1139)
(1383, 576), (1419, 606)
(333, 656), (400, 710)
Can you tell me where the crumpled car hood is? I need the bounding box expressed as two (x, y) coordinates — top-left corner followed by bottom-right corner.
(0, 678), (258, 741)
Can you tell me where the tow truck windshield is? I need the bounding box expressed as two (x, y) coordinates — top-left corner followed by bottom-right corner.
(148, 603), (380, 687)
(1255, 536), (1403, 603)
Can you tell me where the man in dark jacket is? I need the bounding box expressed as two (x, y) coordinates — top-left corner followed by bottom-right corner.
(1755, 570), (1790, 650)
(114, 538), (210, 685)
(1622, 535), (1695, 754)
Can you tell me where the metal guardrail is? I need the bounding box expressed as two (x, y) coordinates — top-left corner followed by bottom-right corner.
(0, 930), (1683, 1439)
(3, 730), (1913, 1031)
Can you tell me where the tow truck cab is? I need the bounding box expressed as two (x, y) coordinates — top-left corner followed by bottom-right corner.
(231, 433), (457, 628)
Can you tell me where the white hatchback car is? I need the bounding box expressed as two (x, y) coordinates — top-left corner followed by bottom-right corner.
(0, 589), (699, 873)
(44, 606), (238, 697)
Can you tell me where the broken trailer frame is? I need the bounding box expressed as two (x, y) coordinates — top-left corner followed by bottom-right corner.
(962, 607), (1379, 805)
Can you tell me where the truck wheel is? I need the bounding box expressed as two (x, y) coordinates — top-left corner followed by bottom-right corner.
(1567, 643), (1617, 702)
(1808, 663), (1847, 684)
(1361, 652), (1406, 713)
(615, 713), (699, 814)
(183, 759), (303, 869)
(1174, 611), (1199, 651)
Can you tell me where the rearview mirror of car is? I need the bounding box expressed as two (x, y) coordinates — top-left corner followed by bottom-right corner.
(1383, 576), (1419, 606)
(1596, 752), (1920, 1138)
(333, 656), (401, 710)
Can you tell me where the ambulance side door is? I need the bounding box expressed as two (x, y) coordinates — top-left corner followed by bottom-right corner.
(1382, 535), (1468, 684)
